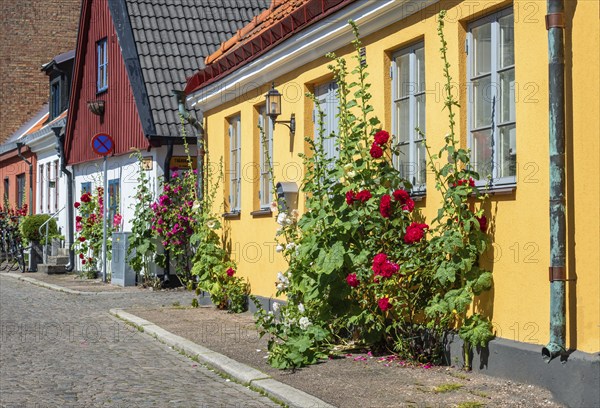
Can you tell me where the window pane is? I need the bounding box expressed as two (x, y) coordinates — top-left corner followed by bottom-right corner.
(500, 68), (516, 123)
(415, 94), (426, 138)
(498, 124), (516, 178)
(396, 99), (410, 143)
(415, 47), (425, 93)
(499, 14), (515, 68)
(473, 23), (492, 75)
(473, 75), (492, 129)
(472, 129), (492, 177)
(415, 140), (426, 188)
(397, 53), (410, 98)
(397, 143), (410, 180)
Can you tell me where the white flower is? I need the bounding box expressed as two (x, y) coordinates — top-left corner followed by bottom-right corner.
(298, 316), (312, 330)
(275, 244), (284, 253)
(192, 201), (201, 210)
(272, 302), (280, 312)
(270, 201), (278, 212)
(347, 170), (357, 179)
(276, 271), (289, 291)
(277, 212), (288, 226)
(297, 303), (305, 313)
(286, 242), (296, 251)
(206, 219), (216, 229)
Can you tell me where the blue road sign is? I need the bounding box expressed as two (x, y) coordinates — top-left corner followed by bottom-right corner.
(91, 133), (114, 156)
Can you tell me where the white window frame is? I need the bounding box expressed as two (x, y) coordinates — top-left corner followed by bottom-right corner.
(467, 7), (516, 187)
(313, 81), (339, 167)
(97, 38), (108, 92)
(229, 116), (242, 213)
(258, 107), (273, 210)
(392, 41), (426, 194)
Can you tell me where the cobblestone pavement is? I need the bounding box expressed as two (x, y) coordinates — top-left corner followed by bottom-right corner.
(0, 275), (280, 408)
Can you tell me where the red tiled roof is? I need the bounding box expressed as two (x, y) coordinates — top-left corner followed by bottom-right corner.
(184, 0), (355, 95)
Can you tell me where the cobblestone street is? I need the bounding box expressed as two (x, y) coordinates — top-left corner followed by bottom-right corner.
(0, 275), (280, 408)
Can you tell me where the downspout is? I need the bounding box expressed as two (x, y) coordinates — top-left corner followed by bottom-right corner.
(52, 126), (75, 272)
(162, 140), (174, 285)
(15, 142), (33, 215)
(542, 0), (567, 361)
(173, 89), (205, 202)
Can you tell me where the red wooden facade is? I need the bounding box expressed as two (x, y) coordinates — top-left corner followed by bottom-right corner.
(0, 148), (37, 213)
(65, 0), (147, 165)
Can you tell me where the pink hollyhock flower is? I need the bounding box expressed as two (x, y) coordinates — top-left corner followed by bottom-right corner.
(113, 213), (122, 228)
(76, 216), (82, 222)
(76, 221), (82, 232)
(370, 142), (383, 159)
(346, 273), (359, 287)
(378, 297), (392, 312)
(159, 195), (171, 206)
(404, 222), (429, 244)
(374, 130), (390, 145)
(476, 215), (487, 232)
(346, 190), (356, 205)
(392, 189), (415, 212)
(356, 190), (372, 203)
(379, 194), (392, 218)
(226, 267), (235, 277)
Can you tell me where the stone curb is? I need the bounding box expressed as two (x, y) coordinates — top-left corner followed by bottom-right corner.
(2, 272), (86, 295)
(110, 308), (336, 408)
(1, 272), (124, 295)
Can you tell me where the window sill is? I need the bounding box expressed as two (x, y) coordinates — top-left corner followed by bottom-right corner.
(96, 88), (108, 96)
(476, 182), (516, 195)
(250, 209), (273, 218)
(222, 211), (241, 220)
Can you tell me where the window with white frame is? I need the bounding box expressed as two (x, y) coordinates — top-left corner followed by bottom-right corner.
(16, 174), (25, 208)
(229, 116), (242, 213)
(97, 38), (108, 92)
(467, 8), (516, 184)
(38, 164), (44, 213)
(53, 160), (59, 212)
(393, 42), (426, 192)
(258, 107), (273, 210)
(46, 164), (51, 212)
(314, 81), (339, 167)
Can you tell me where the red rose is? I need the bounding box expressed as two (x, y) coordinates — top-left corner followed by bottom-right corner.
(74, 202), (81, 208)
(372, 253), (388, 274)
(226, 267), (235, 277)
(346, 273), (359, 287)
(76, 216), (82, 222)
(370, 142), (383, 159)
(392, 189), (415, 212)
(476, 215), (487, 232)
(404, 222), (429, 244)
(356, 190), (372, 203)
(378, 297), (392, 312)
(79, 253), (84, 259)
(346, 190), (356, 205)
(81, 192), (92, 203)
(379, 261), (399, 278)
(82, 260), (86, 265)
(374, 130), (390, 145)
(379, 194), (392, 218)
(453, 178), (476, 188)
(79, 236), (86, 242)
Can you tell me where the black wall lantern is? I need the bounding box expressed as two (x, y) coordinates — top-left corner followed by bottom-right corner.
(265, 82), (295, 136)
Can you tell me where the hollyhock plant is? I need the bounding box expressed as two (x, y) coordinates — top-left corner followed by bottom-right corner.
(476, 215), (487, 232)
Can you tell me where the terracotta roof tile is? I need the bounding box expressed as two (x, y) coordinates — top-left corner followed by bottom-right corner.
(185, 0), (356, 95)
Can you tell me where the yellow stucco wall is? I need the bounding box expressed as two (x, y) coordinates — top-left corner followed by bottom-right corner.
(199, 0), (599, 353)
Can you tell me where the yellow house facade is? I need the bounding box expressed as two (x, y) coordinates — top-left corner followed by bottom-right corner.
(183, 0), (599, 388)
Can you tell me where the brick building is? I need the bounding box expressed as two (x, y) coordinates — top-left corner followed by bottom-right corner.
(0, 0), (80, 144)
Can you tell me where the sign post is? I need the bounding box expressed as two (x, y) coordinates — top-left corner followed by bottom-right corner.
(91, 133), (114, 283)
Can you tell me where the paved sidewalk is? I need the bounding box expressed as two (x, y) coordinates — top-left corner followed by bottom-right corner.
(0, 275), (281, 407)
(2, 272), (565, 408)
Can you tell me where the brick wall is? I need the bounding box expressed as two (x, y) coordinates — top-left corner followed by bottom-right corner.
(0, 0), (80, 144)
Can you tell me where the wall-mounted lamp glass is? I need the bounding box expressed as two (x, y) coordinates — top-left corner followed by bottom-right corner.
(265, 83), (295, 136)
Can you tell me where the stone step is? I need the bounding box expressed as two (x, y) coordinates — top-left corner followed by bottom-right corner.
(38, 264), (68, 274)
(47, 256), (69, 266)
(57, 247), (69, 257)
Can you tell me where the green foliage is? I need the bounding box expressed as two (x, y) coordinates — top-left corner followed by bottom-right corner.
(255, 14), (494, 370)
(19, 214), (57, 243)
(127, 149), (158, 286)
